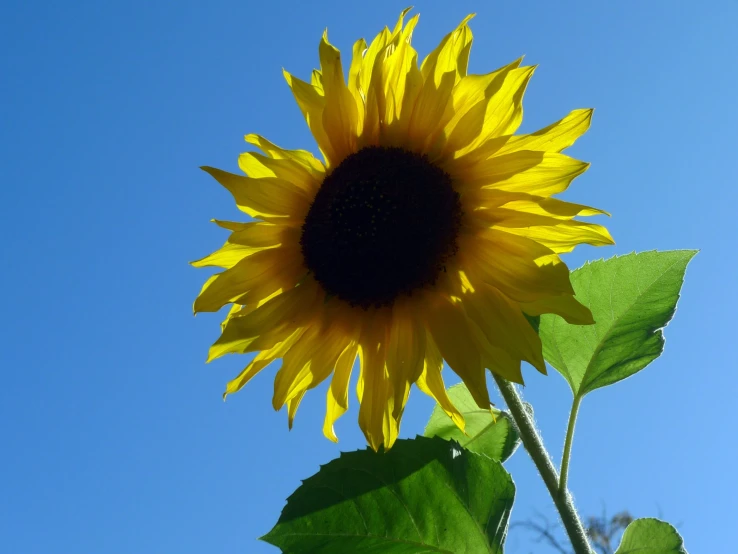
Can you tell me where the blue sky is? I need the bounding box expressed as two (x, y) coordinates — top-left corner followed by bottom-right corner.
(1, 1), (736, 552)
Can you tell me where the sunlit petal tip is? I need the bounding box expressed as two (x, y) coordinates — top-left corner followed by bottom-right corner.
(205, 348), (219, 364)
(323, 428), (339, 443)
(579, 107), (595, 121)
(459, 13), (476, 26)
(396, 6), (415, 24)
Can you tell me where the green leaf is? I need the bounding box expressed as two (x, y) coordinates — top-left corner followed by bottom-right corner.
(424, 383), (520, 462)
(539, 250), (697, 397)
(262, 436), (515, 553)
(615, 518), (688, 553)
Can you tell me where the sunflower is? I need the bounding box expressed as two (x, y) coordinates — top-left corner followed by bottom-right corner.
(193, 10), (613, 450)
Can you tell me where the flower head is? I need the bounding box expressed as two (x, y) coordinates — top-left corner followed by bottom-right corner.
(194, 10), (613, 450)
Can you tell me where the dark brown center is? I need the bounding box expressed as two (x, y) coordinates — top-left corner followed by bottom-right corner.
(300, 146), (462, 308)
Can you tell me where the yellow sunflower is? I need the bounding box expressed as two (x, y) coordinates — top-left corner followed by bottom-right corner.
(193, 10), (613, 450)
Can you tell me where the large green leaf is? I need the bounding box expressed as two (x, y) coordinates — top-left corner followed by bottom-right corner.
(262, 436), (515, 553)
(539, 250), (696, 397)
(424, 383), (520, 462)
(615, 518), (688, 553)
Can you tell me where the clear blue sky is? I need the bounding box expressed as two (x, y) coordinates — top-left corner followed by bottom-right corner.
(1, 1), (735, 552)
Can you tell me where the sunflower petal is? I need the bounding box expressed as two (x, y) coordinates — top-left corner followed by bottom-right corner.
(423, 295), (490, 410)
(521, 295), (595, 325)
(323, 342), (358, 442)
(415, 332), (465, 432)
(347, 38), (368, 131)
(207, 281), (318, 360)
(470, 325), (527, 382)
(211, 219), (250, 231)
(442, 59), (523, 153)
(319, 31), (359, 165)
(497, 108), (594, 155)
(191, 223), (290, 269)
(222, 328), (306, 399)
(201, 167), (309, 221)
(286, 390), (307, 429)
(243, 134), (325, 174)
(463, 282), (545, 372)
(475, 190), (609, 217)
(238, 152), (321, 194)
(461, 230), (574, 303)
(404, 15), (476, 153)
(357, 315), (398, 451)
(460, 151), (589, 197)
(381, 15), (422, 145)
(498, 219), (615, 253)
(194, 248), (290, 313)
(421, 14), (474, 85)
(283, 70), (335, 165)
(387, 299), (426, 419)
(272, 323), (346, 411)
(406, 70), (456, 153)
(448, 65), (536, 155)
(193, 247), (304, 314)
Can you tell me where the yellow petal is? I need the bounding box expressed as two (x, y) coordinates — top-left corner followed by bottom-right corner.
(404, 15), (477, 153)
(469, 324), (527, 382)
(499, 220), (615, 253)
(286, 390), (307, 429)
(210, 219), (251, 231)
(447, 65), (535, 155)
(475, 191), (609, 218)
(272, 322), (347, 411)
(206, 281), (319, 360)
(283, 70), (335, 165)
(222, 328), (306, 399)
(311, 69), (324, 92)
(191, 243), (263, 270)
(347, 38), (368, 133)
(243, 134), (325, 175)
(461, 230), (574, 303)
(238, 152), (321, 195)
(193, 247), (302, 314)
(323, 342), (358, 442)
(357, 315), (398, 451)
(496, 108), (594, 155)
(462, 281), (545, 373)
(422, 294), (490, 410)
(191, 223), (293, 269)
(406, 70), (456, 153)
(420, 14), (474, 86)
(319, 31), (359, 165)
(357, 27), (390, 147)
(415, 332), (465, 432)
(442, 59), (523, 152)
(458, 151), (589, 197)
(521, 295), (595, 325)
(387, 299), (426, 419)
(380, 15), (422, 146)
(200, 166), (309, 222)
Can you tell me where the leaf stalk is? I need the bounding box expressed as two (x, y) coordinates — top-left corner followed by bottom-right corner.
(559, 394), (583, 497)
(492, 375), (593, 554)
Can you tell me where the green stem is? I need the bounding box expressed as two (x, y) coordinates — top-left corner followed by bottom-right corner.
(559, 394), (582, 497)
(492, 375), (592, 554)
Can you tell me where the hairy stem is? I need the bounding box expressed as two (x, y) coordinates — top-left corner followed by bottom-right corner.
(492, 375), (592, 554)
(559, 394), (583, 496)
